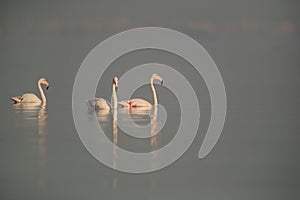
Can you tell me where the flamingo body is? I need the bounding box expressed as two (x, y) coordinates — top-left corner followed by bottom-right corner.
(20, 93), (42, 103)
(87, 98), (111, 110)
(118, 98), (152, 108)
(11, 78), (49, 104)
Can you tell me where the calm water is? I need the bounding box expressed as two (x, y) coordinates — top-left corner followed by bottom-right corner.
(1, 1), (300, 199)
(1, 58), (299, 199)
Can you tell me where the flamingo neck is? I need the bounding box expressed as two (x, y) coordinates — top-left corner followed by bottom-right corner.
(38, 81), (46, 103)
(150, 78), (158, 106)
(111, 84), (118, 109)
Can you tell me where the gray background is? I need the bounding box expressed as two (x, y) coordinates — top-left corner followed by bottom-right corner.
(0, 0), (299, 199)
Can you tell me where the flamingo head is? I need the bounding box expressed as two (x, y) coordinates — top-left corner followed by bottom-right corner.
(113, 76), (118, 91)
(151, 73), (163, 85)
(39, 78), (49, 90)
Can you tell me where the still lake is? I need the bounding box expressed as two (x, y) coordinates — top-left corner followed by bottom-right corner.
(0, 34), (299, 200)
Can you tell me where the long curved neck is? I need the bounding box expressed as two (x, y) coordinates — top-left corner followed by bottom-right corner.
(111, 84), (118, 109)
(38, 81), (46, 103)
(150, 78), (158, 106)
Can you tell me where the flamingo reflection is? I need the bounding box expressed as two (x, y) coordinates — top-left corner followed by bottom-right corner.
(12, 103), (48, 190)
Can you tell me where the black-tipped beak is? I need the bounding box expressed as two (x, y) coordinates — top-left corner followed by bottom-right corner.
(161, 80), (163, 85)
(46, 86), (49, 90)
(115, 86), (118, 92)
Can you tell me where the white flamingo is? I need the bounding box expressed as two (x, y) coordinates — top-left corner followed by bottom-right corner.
(11, 78), (49, 104)
(87, 77), (118, 110)
(118, 73), (163, 108)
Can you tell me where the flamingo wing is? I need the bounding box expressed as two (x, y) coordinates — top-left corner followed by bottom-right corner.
(21, 93), (42, 103)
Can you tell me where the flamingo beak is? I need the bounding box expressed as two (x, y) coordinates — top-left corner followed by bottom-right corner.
(115, 86), (118, 92)
(161, 80), (163, 85)
(43, 80), (49, 90)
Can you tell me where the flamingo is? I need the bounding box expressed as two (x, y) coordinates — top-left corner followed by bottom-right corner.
(11, 78), (49, 104)
(87, 77), (118, 110)
(118, 73), (163, 108)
